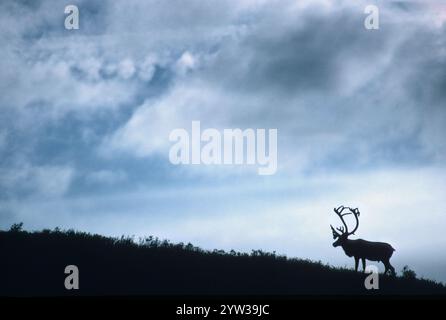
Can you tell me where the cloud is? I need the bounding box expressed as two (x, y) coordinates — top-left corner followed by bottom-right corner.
(101, 1), (446, 177)
(175, 51), (198, 75)
(85, 169), (127, 185)
(0, 130), (7, 150)
(0, 164), (74, 198)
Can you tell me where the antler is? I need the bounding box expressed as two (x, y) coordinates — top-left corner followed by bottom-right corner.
(346, 207), (360, 235)
(331, 225), (340, 239)
(330, 206), (360, 237)
(334, 206), (348, 230)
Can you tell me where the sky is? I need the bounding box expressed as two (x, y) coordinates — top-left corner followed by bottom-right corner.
(1, 0), (446, 283)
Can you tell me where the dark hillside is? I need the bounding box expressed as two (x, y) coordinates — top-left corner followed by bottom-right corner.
(0, 227), (444, 296)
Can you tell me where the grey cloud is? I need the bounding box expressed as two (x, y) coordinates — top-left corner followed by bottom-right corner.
(0, 164), (74, 199)
(208, 10), (382, 94)
(108, 1), (446, 174)
(85, 169), (127, 185)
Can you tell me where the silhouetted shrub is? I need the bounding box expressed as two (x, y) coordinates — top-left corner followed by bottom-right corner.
(9, 222), (24, 232)
(402, 265), (417, 280)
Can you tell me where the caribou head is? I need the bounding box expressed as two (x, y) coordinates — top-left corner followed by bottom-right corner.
(330, 205), (360, 247)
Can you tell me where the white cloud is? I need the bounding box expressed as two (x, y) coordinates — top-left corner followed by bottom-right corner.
(101, 82), (233, 157)
(175, 51), (197, 75)
(138, 54), (157, 82)
(118, 58), (136, 79)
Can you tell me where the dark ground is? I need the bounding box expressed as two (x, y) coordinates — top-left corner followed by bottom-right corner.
(1, 226), (445, 296)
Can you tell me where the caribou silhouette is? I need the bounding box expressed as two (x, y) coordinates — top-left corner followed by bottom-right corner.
(330, 206), (395, 275)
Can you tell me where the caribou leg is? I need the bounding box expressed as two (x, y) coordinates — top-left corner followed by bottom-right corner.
(383, 259), (395, 276)
(354, 257), (359, 271)
(383, 259), (395, 275)
(361, 258), (366, 272)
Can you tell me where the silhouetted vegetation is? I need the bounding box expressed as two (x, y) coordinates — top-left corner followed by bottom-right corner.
(401, 265), (417, 280)
(0, 225), (445, 296)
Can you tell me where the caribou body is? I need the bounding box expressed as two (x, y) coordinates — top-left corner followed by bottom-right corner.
(330, 206), (395, 275)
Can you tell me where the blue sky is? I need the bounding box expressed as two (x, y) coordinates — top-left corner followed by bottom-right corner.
(1, 0), (446, 283)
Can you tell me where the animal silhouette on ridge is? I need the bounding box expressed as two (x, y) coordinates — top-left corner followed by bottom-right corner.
(330, 205), (395, 275)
